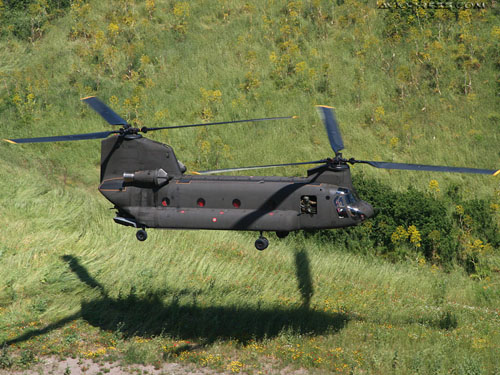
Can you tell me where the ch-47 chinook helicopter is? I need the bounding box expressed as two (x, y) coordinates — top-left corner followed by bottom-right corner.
(4, 97), (499, 250)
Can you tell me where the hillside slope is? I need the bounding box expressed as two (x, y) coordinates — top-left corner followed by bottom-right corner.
(1, 0), (499, 189)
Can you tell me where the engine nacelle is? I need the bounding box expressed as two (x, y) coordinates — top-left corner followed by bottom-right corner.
(123, 168), (169, 186)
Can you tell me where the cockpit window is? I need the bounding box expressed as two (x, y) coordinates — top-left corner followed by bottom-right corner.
(334, 188), (359, 219)
(336, 188), (358, 205)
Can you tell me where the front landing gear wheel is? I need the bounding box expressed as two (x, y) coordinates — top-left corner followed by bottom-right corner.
(255, 237), (269, 251)
(136, 229), (148, 241)
(276, 231), (289, 239)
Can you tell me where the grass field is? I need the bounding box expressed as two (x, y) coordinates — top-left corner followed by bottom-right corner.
(0, 0), (499, 373)
(1, 159), (499, 373)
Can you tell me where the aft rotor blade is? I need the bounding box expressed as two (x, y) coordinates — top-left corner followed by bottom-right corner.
(357, 160), (500, 176)
(143, 115), (298, 132)
(81, 96), (128, 125)
(316, 105), (344, 154)
(193, 160), (326, 175)
(3, 130), (118, 144)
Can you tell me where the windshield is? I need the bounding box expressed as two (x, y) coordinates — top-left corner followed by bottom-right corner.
(333, 188), (361, 219)
(337, 187), (358, 205)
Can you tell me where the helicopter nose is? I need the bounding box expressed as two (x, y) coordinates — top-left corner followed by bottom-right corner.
(362, 202), (375, 219)
(348, 201), (374, 221)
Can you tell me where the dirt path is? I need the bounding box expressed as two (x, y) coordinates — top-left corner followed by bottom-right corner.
(0, 357), (221, 375)
(0, 356), (314, 375)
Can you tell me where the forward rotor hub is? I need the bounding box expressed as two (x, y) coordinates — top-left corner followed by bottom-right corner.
(326, 154), (349, 167)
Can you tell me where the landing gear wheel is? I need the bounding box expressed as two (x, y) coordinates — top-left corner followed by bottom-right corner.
(276, 231), (289, 239)
(136, 229), (148, 241)
(255, 237), (269, 251)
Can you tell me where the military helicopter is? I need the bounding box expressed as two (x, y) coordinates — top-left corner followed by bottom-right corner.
(4, 97), (499, 250)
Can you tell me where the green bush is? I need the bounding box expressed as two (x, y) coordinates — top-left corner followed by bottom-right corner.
(0, 0), (71, 40)
(308, 174), (498, 275)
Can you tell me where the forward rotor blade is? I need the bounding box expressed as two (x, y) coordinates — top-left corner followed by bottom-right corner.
(316, 105), (344, 154)
(193, 160), (326, 175)
(3, 131), (118, 144)
(81, 96), (128, 125)
(143, 115), (298, 132)
(357, 160), (500, 176)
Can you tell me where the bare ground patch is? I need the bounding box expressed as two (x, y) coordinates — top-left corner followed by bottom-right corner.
(0, 356), (220, 375)
(0, 356), (317, 375)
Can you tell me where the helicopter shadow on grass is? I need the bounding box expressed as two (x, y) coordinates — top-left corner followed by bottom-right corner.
(3, 251), (350, 346)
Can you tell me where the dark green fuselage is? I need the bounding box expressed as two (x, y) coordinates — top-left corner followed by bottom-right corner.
(98, 136), (374, 232)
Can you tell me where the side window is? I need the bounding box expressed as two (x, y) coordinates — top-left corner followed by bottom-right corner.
(300, 195), (317, 214)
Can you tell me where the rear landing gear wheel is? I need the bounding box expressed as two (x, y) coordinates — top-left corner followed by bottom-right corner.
(136, 229), (148, 241)
(255, 236), (269, 251)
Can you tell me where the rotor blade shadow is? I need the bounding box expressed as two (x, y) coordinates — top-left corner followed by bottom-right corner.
(294, 248), (314, 310)
(61, 255), (107, 297)
(1, 313), (81, 347)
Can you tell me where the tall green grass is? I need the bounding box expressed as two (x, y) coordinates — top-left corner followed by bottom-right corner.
(1, 161), (499, 373)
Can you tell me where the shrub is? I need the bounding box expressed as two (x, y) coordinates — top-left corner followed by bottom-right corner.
(308, 174), (498, 275)
(0, 0), (72, 40)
